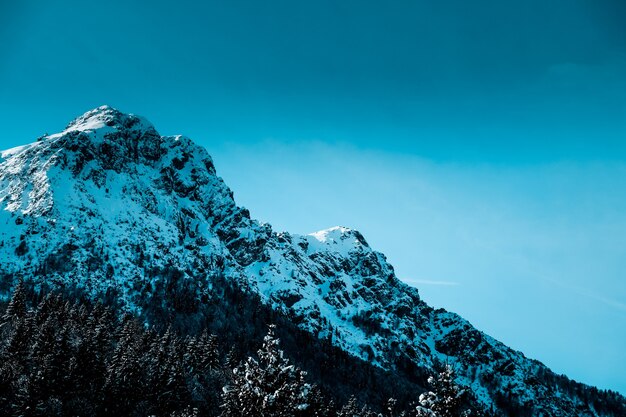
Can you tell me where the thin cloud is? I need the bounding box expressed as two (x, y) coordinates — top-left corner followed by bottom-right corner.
(543, 275), (626, 314)
(403, 278), (460, 286)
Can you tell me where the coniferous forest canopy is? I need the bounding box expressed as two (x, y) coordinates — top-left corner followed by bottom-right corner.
(1, 278), (624, 417)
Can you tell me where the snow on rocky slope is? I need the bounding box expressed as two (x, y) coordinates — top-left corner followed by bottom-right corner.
(0, 106), (618, 415)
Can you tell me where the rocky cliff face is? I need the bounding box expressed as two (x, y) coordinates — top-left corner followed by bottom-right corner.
(0, 106), (622, 415)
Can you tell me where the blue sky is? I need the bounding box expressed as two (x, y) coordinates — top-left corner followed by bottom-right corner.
(1, 0), (625, 394)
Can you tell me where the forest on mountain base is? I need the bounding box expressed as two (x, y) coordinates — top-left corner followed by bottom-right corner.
(0, 280), (474, 416)
(0, 275), (624, 417)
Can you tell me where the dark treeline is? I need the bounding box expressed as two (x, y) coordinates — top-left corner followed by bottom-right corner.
(0, 265), (432, 411)
(0, 281), (471, 416)
(123, 266), (626, 417)
(1, 272), (624, 417)
(0, 281), (221, 416)
(70, 267), (436, 410)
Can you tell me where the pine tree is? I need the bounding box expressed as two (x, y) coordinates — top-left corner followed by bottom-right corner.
(335, 396), (378, 417)
(412, 406), (438, 417)
(198, 331), (220, 372)
(304, 386), (333, 417)
(221, 325), (313, 417)
(416, 364), (470, 417)
(186, 331), (223, 412)
(171, 406), (200, 417)
(103, 316), (144, 415)
(384, 398), (400, 417)
(336, 396), (361, 417)
(29, 315), (59, 409)
(162, 337), (191, 413)
(2, 278), (27, 325)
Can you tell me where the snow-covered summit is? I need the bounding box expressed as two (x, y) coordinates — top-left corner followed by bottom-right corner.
(0, 107), (614, 415)
(307, 226), (370, 255)
(64, 105), (154, 134)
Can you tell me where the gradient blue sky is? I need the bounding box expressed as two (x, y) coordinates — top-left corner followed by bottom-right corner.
(1, 0), (625, 394)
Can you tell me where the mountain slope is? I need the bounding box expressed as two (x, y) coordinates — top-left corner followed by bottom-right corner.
(0, 106), (623, 416)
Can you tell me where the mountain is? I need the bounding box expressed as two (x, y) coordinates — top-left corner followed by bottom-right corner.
(0, 106), (623, 416)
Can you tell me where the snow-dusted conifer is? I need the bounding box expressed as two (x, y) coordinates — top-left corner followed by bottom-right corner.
(416, 364), (469, 417)
(336, 396), (362, 417)
(2, 278), (26, 325)
(221, 325), (312, 417)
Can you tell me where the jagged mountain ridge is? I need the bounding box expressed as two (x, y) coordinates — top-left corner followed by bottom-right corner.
(0, 106), (622, 415)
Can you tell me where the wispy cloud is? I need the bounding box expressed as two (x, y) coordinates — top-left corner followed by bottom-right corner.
(403, 278), (460, 286)
(542, 275), (626, 314)
(583, 292), (626, 313)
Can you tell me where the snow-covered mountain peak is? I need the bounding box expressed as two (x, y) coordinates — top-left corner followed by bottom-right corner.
(307, 226), (370, 255)
(64, 105), (154, 135)
(310, 226), (355, 242)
